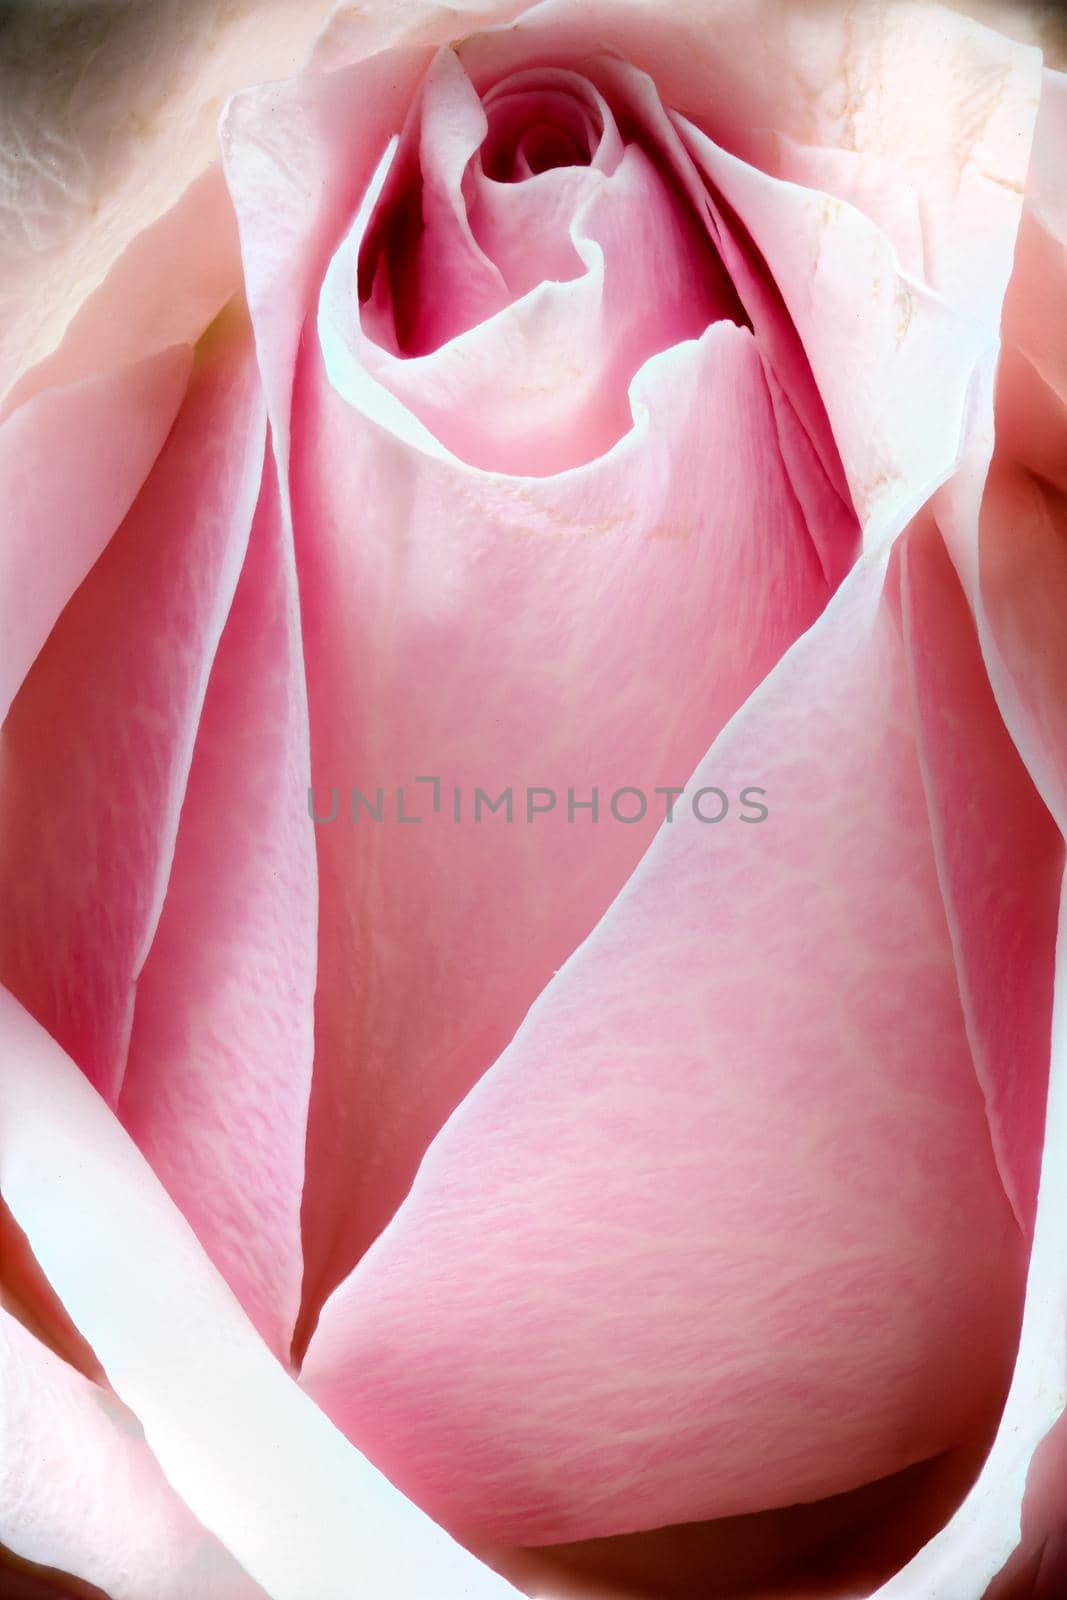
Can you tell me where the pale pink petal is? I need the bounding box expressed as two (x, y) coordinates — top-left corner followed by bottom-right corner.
(0, 346), (191, 721)
(963, 69), (1067, 827)
(220, 50), (432, 475)
(0, 1309), (265, 1600)
(936, 68), (1067, 914)
(0, 0), (339, 400)
(2, 170), (239, 422)
(301, 542), (1026, 1544)
(757, 137), (926, 282)
(869, 878), (1067, 1599)
(307, 1), (528, 75)
(0, 310), (264, 1110)
(467, 154), (593, 295)
(580, 57), (855, 559)
(941, 2), (1067, 57)
(0, 987), (522, 1600)
(882, 68), (1067, 1599)
(116, 460), (317, 1359)
(676, 117), (1000, 540)
(837, 66), (1067, 1600)
(1026, 68), (1067, 242)
(899, 518), (1061, 1235)
(1, 1201), (101, 1384)
(984, 1420), (1067, 1600)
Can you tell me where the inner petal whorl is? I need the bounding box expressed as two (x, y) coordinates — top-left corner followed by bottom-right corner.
(479, 71), (606, 180)
(351, 47), (748, 474)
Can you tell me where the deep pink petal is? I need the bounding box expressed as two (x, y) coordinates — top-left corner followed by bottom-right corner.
(391, 48), (510, 351)
(0, 310), (264, 1109)
(117, 460), (317, 1359)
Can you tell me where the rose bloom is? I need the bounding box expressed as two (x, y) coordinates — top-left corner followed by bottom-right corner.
(1, 0), (1066, 1596)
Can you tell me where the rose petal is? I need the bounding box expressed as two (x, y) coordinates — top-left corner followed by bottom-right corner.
(882, 67), (1067, 1599)
(0, 987), (522, 1600)
(221, 44), (853, 1330)
(961, 69), (1067, 832)
(468, 71), (624, 295)
(220, 48), (432, 476)
(0, 308), (314, 1356)
(849, 65), (1067, 1600)
(1, 1202), (100, 1384)
(0, 0), (339, 401)
(479, 69), (611, 183)
(491, 1437), (999, 1598)
(452, 0), (1040, 327)
(297, 298), (842, 1323)
(116, 457), (317, 1359)
(676, 117), (1000, 541)
(314, 0), (1039, 349)
(301, 540), (1026, 1544)
(0, 1308), (265, 1600)
(348, 51), (742, 474)
(869, 878), (1067, 1599)
(898, 517), (1061, 1235)
(759, 137), (926, 281)
(0, 308), (264, 1111)
(1, 170), (239, 423)
(386, 47), (510, 352)
(0, 345), (191, 722)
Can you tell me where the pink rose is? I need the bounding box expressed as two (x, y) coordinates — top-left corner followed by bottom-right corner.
(0, 2), (1064, 1597)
